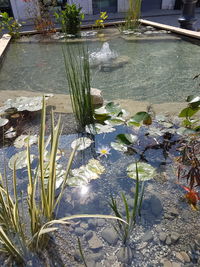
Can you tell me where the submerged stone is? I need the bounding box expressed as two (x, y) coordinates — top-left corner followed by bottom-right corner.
(88, 233), (103, 251)
(116, 247), (133, 264)
(101, 227), (118, 245)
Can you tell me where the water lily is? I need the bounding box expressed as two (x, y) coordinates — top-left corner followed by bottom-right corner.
(97, 146), (111, 158)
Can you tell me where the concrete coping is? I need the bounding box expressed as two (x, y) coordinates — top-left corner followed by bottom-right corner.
(17, 19), (200, 41)
(0, 34), (11, 60)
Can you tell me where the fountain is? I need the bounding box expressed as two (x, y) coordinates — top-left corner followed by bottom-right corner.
(89, 42), (129, 72)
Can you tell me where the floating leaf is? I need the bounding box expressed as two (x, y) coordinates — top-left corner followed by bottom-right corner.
(3, 95), (53, 112)
(110, 141), (128, 152)
(105, 102), (122, 116)
(71, 137), (93, 151)
(4, 127), (16, 139)
(179, 107), (199, 118)
(105, 117), (125, 126)
(127, 162), (156, 181)
(0, 118), (8, 127)
(85, 123), (115, 134)
(68, 159), (105, 186)
(128, 112), (152, 126)
(14, 135), (38, 149)
(9, 151), (34, 170)
(116, 134), (138, 145)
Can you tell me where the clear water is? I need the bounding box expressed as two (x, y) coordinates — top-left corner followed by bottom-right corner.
(0, 32), (200, 266)
(0, 35), (200, 103)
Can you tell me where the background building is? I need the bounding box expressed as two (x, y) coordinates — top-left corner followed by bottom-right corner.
(0, 0), (196, 20)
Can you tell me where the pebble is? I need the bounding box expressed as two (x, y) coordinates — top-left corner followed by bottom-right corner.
(88, 219), (97, 228)
(196, 233), (200, 246)
(159, 232), (167, 242)
(101, 227), (118, 245)
(179, 251), (190, 263)
(116, 247), (133, 264)
(172, 262), (182, 267)
(163, 260), (172, 267)
(85, 230), (93, 241)
(74, 227), (86, 236)
(168, 207), (179, 217)
(165, 236), (172, 245)
(150, 196), (163, 216)
(87, 252), (104, 262)
(142, 231), (153, 242)
(96, 219), (105, 227)
(175, 252), (184, 263)
(88, 233), (103, 251)
(80, 222), (88, 229)
(171, 232), (180, 244)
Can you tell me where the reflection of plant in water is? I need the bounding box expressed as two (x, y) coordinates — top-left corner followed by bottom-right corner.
(109, 163), (144, 245)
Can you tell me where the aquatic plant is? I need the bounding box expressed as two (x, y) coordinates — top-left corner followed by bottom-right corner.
(0, 98), (125, 264)
(54, 3), (84, 36)
(95, 11), (108, 32)
(63, 44), (94, 130)
(0, 12), (22, 38)
(179, 95), (200, 130)
(97, 145), (111, 158)
(176, 136), (200, 190)
(109, 162), (144, 245)
(180, 185), (200, 210)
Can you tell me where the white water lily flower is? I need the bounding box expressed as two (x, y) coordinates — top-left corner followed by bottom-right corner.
(97, 146), (111, 158)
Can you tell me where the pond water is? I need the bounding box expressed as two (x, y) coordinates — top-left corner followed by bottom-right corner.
(0, 30), (200, 266)
(0, 106), (200, 266)
(0, 33), (200, 103)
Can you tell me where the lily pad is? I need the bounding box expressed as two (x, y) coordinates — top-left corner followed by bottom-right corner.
(35, 162), (66, 189)
(3, 94), (53, 112)
(8, 150), (34, 170)
(105, 117), (125, 126)
(68, 159), (105, 186)
(110, 141), (128, 152)
(4, 127), (16, 139)
(127, 162), (156, 181)
(14, 135), (38, 148)
(71, 137), (94, 151)
(85, 123), (115, 134)
(0, 117), (9, 127)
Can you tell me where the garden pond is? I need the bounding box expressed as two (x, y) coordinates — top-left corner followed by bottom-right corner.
(0, 27), (200, 266)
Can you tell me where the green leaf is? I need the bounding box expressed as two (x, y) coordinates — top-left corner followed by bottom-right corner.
(116, 134), (138, 145)
(178, 107), (199, 118)
(128, 112), (152, 126)
(105, 102), (122, 116)
(127, 162), (156, 181)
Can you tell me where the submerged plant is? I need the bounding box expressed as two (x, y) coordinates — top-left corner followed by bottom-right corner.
(109, 162), (144, 244)
(63, 44), (95, 130)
